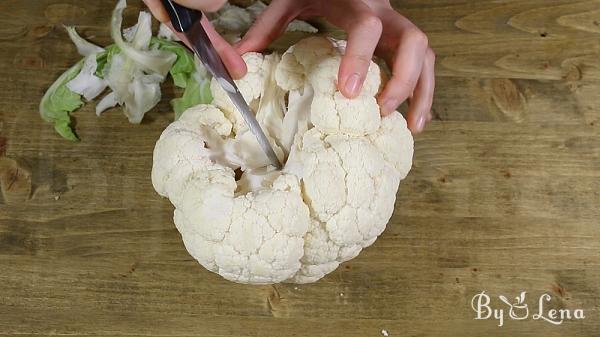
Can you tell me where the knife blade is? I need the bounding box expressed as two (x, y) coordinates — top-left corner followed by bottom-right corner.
(161, 0), (283, 169)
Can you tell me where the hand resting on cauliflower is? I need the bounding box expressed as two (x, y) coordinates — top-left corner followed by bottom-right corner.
(143, 0), (435, 133)
(152, 37), (413, 284)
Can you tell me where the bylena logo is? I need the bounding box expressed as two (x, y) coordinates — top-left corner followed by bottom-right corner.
(471, 291), (585, 327)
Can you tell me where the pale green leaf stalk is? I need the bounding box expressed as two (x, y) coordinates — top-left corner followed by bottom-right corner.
(150, 37), (195, 88)
(172, 75), (213, 120)
(39, 48), (116, 141)
(39, 60), (85, 141)
(39, 2), (215, 141)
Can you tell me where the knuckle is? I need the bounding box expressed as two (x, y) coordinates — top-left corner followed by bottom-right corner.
(358, 14), (383, 34)
(424, 97), (434, 111)
(387, 80), (413, 100)
(426, 48), (436, 63)
(403, 27), (429, 49)
(251, 22), (276, 44)
(389, 79), (416, 99)
(265, 30), (280, 45)
(396, 77), (418, 91)
(351, 53), (373, 67)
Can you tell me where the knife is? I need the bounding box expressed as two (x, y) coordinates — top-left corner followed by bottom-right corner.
(161, 0), (283, 169)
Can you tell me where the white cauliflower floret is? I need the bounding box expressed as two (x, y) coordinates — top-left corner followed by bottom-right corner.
(275, 37), (337, 91)
(369, 111), (414, 178)
(280, 39), (383, 136)
(152, 37), (413, 284)
(311, 93), (380, 136)
(179, 104), (233, 137)
(155, 123), (312, 284)
(211, 52), (266, 134)
(298, 130), (398, 246)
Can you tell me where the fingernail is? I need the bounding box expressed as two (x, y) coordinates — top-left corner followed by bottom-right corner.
(415, 115), (426, 131)
(344, 73), (362, 97)
(382, 98), (399, 114)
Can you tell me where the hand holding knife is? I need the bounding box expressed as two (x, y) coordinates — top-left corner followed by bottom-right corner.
(160, 0), (283, 169)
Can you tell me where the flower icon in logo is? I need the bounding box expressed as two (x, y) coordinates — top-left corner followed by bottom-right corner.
(499, 291), (529, 320)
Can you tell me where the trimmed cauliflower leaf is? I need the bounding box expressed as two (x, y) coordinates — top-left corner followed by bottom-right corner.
(40, 0), (215, 140)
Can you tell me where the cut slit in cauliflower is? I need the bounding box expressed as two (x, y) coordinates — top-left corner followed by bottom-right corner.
(152, 37), (414, 284)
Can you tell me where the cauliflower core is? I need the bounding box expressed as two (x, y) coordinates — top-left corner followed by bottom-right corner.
(152, 37), (413, 284)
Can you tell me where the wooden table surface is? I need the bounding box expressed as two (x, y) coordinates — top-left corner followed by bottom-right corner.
(1, 1), (599, 336)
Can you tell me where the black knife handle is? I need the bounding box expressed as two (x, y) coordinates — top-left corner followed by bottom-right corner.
(161, 0), (202, 33)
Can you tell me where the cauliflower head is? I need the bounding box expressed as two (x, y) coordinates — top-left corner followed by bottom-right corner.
(152, 37), (413, 284)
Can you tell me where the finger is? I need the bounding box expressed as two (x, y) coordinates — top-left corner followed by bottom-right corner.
(319, 0), (382, 98)
(142, 0), (169, 22)
(405, 48), (435, 133)
(142, 0), (224, 23)
(200, 16), (247, 79)
(163, 21), (192, 47)
(378, 25), (429, 115)
(143, 0), (245, 78)
(173, 0), (227, 13)
(173, 17), (247, 79)
(235, 0), (298, 54)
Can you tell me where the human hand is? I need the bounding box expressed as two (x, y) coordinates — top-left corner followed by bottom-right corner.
(235, 0), (435, 133)
(143, 0), (226, 22)
(142, 0), (247, 79)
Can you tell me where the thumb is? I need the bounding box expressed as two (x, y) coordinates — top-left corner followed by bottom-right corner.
(200, 16), (247, 79)
(235, 0), (297, 54)
(142, 0), (225, 22)
(173, 0), (227, 13)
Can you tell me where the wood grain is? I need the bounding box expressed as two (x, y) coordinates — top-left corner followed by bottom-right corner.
(1, 1), (599, 336)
